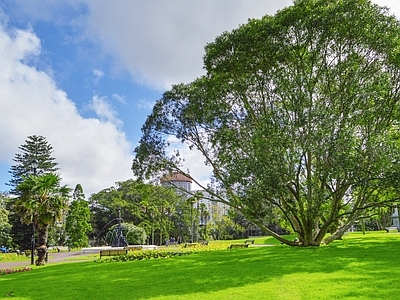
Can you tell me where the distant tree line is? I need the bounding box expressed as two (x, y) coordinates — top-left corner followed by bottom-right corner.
(1, 135), (250, 264)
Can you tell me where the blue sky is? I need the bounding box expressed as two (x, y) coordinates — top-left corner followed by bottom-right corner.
(0, 0), (399, 196)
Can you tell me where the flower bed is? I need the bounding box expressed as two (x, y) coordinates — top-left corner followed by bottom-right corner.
(95, 249), (193, 263)
(94, 243), (226, 263)
(0, 267), (32, 276)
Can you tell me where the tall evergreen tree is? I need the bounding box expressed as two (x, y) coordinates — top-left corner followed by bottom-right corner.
(8, 135), (59, 191)
(65, 184), (92, 248)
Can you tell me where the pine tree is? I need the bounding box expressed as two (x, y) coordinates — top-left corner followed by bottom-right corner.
(72, 184), (85, 202)
(8, 135), (59, 192)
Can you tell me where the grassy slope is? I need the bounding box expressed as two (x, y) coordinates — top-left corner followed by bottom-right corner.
(1, 232), (399, 300)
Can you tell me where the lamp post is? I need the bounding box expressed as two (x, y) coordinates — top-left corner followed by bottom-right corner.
(30, 159), (38, 265)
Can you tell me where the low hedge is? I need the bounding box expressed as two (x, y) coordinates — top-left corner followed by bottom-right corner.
(94, 242), (229, 263)
(95, 249), (196, 263)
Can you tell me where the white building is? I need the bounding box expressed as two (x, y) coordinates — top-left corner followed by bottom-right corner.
(160, 173), (192, 196)
(159, 173), (228, 223)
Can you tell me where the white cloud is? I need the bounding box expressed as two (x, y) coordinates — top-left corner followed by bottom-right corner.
(7, 0), (400, 90)
(111, 93), (126, 104)
(92, 69), (104, 85)
(166, 136), (213, 190)
(0, 24), (133, 196)
(93, 69), (103, 78)
(80, 0), (293, 89)
(8, 0), (293, 89)
(4, 0), (400, 196)
(135, 98), (156, 110)
(88, 95), (122, 126)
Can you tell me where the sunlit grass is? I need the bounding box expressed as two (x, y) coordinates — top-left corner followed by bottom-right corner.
(1, 231), (399, 299)
(0, 253), (29, 262)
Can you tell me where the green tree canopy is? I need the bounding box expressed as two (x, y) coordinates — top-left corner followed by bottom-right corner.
(89, 179), (184, 245)
(0, 193), (12, 247)
(132, 0), (400, 246)
(65, 184), (92, 248)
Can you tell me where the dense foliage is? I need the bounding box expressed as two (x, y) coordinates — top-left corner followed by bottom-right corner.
(65, 184), (92, 248)
(89, 179), (186, 245)
(2, 136), (247, 251)
(0, 193), (12, 247)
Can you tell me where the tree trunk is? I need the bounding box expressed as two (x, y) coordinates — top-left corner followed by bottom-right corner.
(256, 222), (298, 246)
(323, 215), (359, 245)
(300, 230), (320, 247)
(35, 225), (49, 265)
(36, 245), (47, 266)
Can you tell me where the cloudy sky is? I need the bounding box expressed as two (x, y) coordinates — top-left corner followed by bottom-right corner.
(0, 0), (399, 197)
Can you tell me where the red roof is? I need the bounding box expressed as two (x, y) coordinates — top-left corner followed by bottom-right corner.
(160, 173), (192, 183)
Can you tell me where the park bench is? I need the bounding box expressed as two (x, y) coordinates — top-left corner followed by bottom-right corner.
(385, 227), (400, 233)
(55, 246), (70, 252)
(184, 243), (197, 248)
(100, 249), (128, 259)
(166, 242), (179, 247)
(244, 239), (255, 244)
(16, 250), (30, 257)
(124, 245), (142, 251)
(228, 243), (249, 249)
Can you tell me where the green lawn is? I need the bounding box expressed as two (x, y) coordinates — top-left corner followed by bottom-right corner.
(1, 232), (400, 299)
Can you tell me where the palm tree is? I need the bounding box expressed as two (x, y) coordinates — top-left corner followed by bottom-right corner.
(199, 203), (209, 241)
(14, 173), (70, 265)
(187, 192), (203, 242)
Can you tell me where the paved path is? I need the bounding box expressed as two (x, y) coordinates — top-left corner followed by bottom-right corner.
(0, 251), (87, 269)
(1, 244), (275, 269)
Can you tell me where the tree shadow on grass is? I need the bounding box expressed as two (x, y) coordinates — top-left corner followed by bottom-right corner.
(1, 237), (400, 299)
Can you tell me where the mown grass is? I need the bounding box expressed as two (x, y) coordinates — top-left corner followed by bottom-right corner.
(1, 232), (399, 299)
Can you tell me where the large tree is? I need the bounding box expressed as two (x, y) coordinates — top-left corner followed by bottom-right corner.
(14, 174), (70, 265)
(132, 0), (400, 246)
